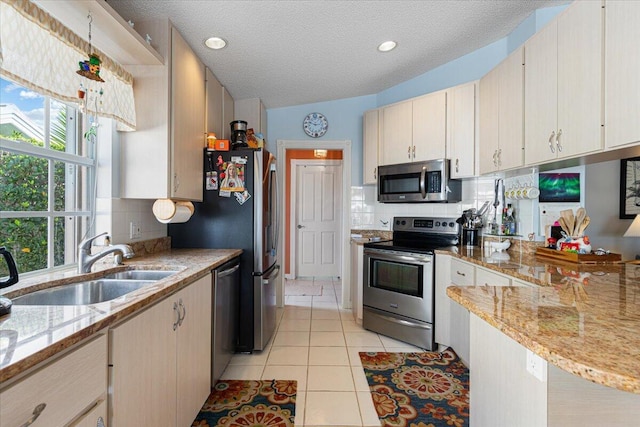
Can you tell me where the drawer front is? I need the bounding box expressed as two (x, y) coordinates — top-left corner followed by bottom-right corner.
(0, 334), (107, 427)
(451, 258), (476, 285)
(476, 267), (511, 286)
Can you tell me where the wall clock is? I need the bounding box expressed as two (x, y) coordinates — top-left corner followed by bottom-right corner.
(303, 112), (328, 138)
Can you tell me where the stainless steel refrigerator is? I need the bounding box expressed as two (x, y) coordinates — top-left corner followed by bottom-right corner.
(169, 148), (279, 352)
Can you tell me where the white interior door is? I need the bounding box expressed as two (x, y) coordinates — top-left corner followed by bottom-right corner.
(295, 161), (342, 278)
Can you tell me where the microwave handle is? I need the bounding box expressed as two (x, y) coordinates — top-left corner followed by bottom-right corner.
(420, 166), (427, 199)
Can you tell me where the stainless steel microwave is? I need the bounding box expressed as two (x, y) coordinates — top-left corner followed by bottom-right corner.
(377, 159), (461, 203)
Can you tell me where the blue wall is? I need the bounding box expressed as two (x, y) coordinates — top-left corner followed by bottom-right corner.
(267, 5), (568, 186)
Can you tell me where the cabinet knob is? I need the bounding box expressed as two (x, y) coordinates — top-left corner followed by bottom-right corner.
(548, 131), (556, 153)
(19, 403), (46, 427)
(173, 301), (180, 331)
(178, 299), (186, 326)
(556, 129), (563, 152)
(455, 158), (459, 173)
(373, 167), (377, 180)
(497, 148), (502, 167)
(412, 145), (416, 159)
(407, 146), (411, 159)
(456, 270), (466, 277)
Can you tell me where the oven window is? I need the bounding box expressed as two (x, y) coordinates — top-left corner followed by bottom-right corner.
(370, 259), (423, 297)
(379, 173), (420, 194)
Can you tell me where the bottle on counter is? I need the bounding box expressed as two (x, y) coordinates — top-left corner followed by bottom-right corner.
(502, 204), (516, 235)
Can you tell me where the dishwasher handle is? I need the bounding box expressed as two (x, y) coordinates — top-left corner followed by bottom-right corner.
(217, 263), (240, 279)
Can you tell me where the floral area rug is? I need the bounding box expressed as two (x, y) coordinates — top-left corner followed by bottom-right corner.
(192, 380), (296, 427)
(359, 347), (469, 427)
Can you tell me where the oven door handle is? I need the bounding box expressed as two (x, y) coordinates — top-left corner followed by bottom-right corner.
(364, 249), (432, 265)
(420, 166), (427, 199)
(368, 310), (432, 330)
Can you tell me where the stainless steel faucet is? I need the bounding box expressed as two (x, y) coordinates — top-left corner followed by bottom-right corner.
(78, 232), (134, 273)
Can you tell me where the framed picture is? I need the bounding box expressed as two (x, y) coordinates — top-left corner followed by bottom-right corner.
(620, 156), (640, 219)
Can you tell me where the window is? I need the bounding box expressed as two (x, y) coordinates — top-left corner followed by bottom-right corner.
(0, 77), (94, 277)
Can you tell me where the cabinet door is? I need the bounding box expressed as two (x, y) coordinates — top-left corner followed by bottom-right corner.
(434, 254), (452, 346)
(524, 20), (559, 165)
(222, 87), (235, 140)
(363, 109), (380, 184)
(110, 297), (177, 425)
(447, 83), (476, 178)
(68, 399), (107, 427)
(412, 91), (447, 162)
(381, 101), (413, 165)
(498, 47), (524, 171)
(206, 67), (224, 138)
(605, 0), (640, 149)
(176, 276), (212, 427)
(556, 0), (603, 158)
(479, 64), (500, 175)
(171, 27), (205, 201)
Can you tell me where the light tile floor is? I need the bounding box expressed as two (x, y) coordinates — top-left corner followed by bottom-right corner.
(220, 278), (426, 427)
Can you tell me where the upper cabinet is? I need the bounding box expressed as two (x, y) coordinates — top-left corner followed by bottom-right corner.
(479, 47), (524, 174)
(380, 91), (446, 166)
(524, 0), (603, 166)
(206, 67), (224, 139)
(235, 98), (267, 137)
(363, 109), (380, 184)
(121, 22), (206, 201)
(446, 82), (477, 178)
(412, 91), (447, 162)
(604, 0), (640, 149)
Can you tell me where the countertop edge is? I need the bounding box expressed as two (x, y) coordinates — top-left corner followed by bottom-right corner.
(0, 249), (242, 385)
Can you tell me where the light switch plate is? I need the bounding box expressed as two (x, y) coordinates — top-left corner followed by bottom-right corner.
(130, 221), (141, 239)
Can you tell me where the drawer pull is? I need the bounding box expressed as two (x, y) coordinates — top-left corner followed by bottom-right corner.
(456, 270), (466, 277)
(173, 301), (180, 331)
(178, 299), (186, 326)
(20, 403), (46, 427)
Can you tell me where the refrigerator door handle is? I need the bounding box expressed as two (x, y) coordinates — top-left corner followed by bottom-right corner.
(271, 165), (279, 255)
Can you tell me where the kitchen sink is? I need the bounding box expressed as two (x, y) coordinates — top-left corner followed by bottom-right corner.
(102, 270), (178, 281)
(12, 279), (155, 306)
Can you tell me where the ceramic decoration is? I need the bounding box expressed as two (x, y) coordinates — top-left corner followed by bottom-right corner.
(303, 112), (328, 138)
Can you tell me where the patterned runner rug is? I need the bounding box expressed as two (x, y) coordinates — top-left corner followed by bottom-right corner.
(359, 347), (469, 427)
(192, 380), (296, 427)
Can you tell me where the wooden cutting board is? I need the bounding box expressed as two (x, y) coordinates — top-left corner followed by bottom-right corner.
(536, 247), (622, 264)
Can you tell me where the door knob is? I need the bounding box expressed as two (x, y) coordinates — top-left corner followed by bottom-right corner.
(297, 224), (305, 229)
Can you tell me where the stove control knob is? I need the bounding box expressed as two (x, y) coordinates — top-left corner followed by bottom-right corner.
(401, 220), (406, 225)
(435, 221), (441, 227)
(449, 222), (455, 227)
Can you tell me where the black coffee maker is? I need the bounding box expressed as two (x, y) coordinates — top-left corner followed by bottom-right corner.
(0, 247), (19, 316)
(230, 120), (248, 149)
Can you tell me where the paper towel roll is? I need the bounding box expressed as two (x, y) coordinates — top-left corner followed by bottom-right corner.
(153, 199), (194, 223)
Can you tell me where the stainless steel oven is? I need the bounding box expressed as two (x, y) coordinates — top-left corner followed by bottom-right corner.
(363, 216), (459, 350)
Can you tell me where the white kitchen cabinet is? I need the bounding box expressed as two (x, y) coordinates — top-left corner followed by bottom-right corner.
(0, 334), (107, 427)
(434, 254), (452, 347)
(380, 101), (413, 165)
(363, 109), (380, 184)
(479, 47), (524, 174)
(235, 98), (267, 136)
(380, 91), (447, 166)
(524, 0), (602, 166)
(447, 82), (477, 178)
(604, 0), (640, 149)
(475, 266), (512, 286)
(206, 67), (224, 139)
(350, 240), (365, 323)
(412, 90), (447, 162)
(109, 275), (212, 426)
(222, 87), (235, 140)
(447, 257), (476, 366)
(68, 399), (107, 427)
(121, 21), (205, 201)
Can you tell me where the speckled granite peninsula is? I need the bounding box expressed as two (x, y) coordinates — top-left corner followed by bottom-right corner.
(0, 248), (241, 384)
(441, 247), (640, 394)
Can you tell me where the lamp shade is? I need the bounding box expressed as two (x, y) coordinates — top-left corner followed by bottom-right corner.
(623, 214), (640, 237)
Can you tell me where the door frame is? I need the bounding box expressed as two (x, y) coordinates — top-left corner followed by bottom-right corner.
(276, 139), (352, 310)
(290, 159), (343, 280)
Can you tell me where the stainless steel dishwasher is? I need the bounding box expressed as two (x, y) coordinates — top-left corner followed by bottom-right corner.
(212, 257), (240, 385)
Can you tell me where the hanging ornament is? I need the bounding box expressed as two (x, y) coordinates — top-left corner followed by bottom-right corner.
(76, 12), (104, 83)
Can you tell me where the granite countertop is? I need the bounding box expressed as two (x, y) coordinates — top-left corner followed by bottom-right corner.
(0, 248), (242, 384)
(441, 246), (640, 394)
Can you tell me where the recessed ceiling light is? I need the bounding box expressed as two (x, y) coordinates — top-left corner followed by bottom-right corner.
(205, 37), (227, 50)
(377, 41), (397, 52)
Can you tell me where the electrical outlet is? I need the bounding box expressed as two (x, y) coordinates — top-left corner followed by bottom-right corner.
(130, 221), (141, 239)
(526, 349), (547, 382)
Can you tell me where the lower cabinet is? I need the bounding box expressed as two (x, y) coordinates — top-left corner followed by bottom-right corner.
(109, 275), (212, 426)
(0, 334), (107, 427)
(350, 240), (365, 323)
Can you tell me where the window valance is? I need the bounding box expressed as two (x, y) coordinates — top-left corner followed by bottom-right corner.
(0, 0), (136, 130)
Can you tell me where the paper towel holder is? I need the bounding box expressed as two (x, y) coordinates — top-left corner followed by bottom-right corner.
(152, 199), (195, 224)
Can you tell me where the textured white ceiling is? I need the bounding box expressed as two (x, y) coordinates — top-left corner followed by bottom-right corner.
(107, 0), (567, 109)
